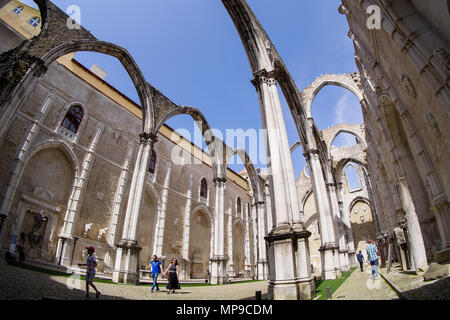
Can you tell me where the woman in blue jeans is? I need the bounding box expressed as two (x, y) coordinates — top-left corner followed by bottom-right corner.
(146, 255), (163, 292)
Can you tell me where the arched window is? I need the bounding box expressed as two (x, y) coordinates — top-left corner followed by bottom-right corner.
(237, 197), (241, 214)
(61, 105), (84, 133)
(148, 150), (157, 174)
(28, 16), (41, 28)
(12, 6), (23, 15)
(200, 178), (208, 198)
(346, 164), (362, 191)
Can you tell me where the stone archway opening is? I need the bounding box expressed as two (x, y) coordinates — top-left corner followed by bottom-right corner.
(4, 146), (75, 261)
(349, 199), (376, 254)
(136, 186), (158, 270)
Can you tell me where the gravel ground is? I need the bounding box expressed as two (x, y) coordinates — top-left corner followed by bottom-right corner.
(0, 261), (268, 300)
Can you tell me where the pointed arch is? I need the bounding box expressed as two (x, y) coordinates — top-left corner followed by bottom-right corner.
(224, 148), (264, 203)
(40, 40), (154, 132)
(301, 73), (364, 119)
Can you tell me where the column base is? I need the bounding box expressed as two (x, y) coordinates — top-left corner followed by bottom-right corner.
(112, 240), (141, 285)
(210, 256), (227, 284)
(55, 235), (74, 266)
(348, 251), (357, 268)
(319, 244), (338, 280)
(435, 247), (450, 264)
(339, 250), (350, 272)
(265, 224), (315, 300)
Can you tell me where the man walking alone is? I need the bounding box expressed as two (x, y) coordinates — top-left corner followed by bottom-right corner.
(356, 250), (364, 272)
(366, 240), (379, 279)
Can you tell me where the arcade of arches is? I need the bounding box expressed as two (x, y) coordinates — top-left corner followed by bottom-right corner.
(0, 0), (448, 301)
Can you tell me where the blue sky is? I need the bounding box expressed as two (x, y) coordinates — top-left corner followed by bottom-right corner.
(23, 0), (363, 177)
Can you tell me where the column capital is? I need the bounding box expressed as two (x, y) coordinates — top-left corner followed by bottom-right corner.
(251, 69), (277, 88)
(303, 148), (320, 159)
(212, 177), (227, 185)
(139, 132), (158, 145)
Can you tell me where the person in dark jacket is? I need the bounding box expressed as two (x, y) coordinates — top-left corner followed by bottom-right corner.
(356, 250), (364, 272)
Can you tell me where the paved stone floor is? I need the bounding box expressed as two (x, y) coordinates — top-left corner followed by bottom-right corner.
(0, 261), (268, 300)
(331, 264), (398, 300)
(380, 264), (450, 300)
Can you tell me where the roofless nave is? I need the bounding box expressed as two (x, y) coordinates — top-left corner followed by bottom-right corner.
(0, 0), (448, 300)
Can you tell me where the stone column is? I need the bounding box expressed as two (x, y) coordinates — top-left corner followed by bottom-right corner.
(244, 203), (252, 276)
(251, 201), (258, 277)
(397, 178), (428, 270)
(305, 150), (338, 280)
(56, 120), (105, 265)
(431, 199), (450, 263)
(337, 182), (357, 267)
(0, 91), (56, 247)
(226, 210), (234, 277)
(106, 141), (134, 246)
(327, 180), (346, 274)
(181, 173), (194, 279)
(152, 160), (172, 257)
(210, 177), (226, 284)
(112, 133), (156, 284)
(264, 183), (274, 233)
(251, 71), (314, 299)
(256, 201), (268, 280)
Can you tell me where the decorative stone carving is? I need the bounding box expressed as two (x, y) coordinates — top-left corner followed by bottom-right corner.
(425, 112), (442, 139)
(434, 48), (449, 73)
(393, 227), (406, 244)
(401, 74), (416, 98)
(98, 227), (107, 241)
(32, 186), (53, 201)
(83, 223), (93, 238)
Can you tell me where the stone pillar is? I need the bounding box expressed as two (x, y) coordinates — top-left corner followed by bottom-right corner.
(210, 178), (226, 285)
(264, 183), (274, 233)
(153, 160), (172, 257)
(327, 180), (346, 274)
(251, 71), (314, 299)
(244, 203), (252, 276)
(181, 173), (194, 279)
(251, 201), (258, 277)
(305, 150), (338, 280)
(226, 210), (235, 277)
(431, 199), (450, 263)
(397, 178), (428, 269)
(107, 141), (134, 246)
(256, 201), (268, 280)
(0, 91), (56, 248)
(56, 120), (105, 265)
(112, 133), (156, 284)
(337, 183), (357, 268)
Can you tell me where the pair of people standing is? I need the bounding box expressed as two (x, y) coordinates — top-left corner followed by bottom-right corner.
(146, 256), (181, 294)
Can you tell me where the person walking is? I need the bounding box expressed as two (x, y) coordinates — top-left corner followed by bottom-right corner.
(17, 232), (26, 263)
(356, 250), (364, 272)
(146, 255), (163, 292)
(79, 246), (101, 299)
(366, 240), (379, 279)
(164, 258), (181, 294)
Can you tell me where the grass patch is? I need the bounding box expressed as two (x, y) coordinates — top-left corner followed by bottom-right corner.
(315, 268), (355, 300)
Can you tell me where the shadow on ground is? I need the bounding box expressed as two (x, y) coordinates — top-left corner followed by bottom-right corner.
(0, 262), (127, 300)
